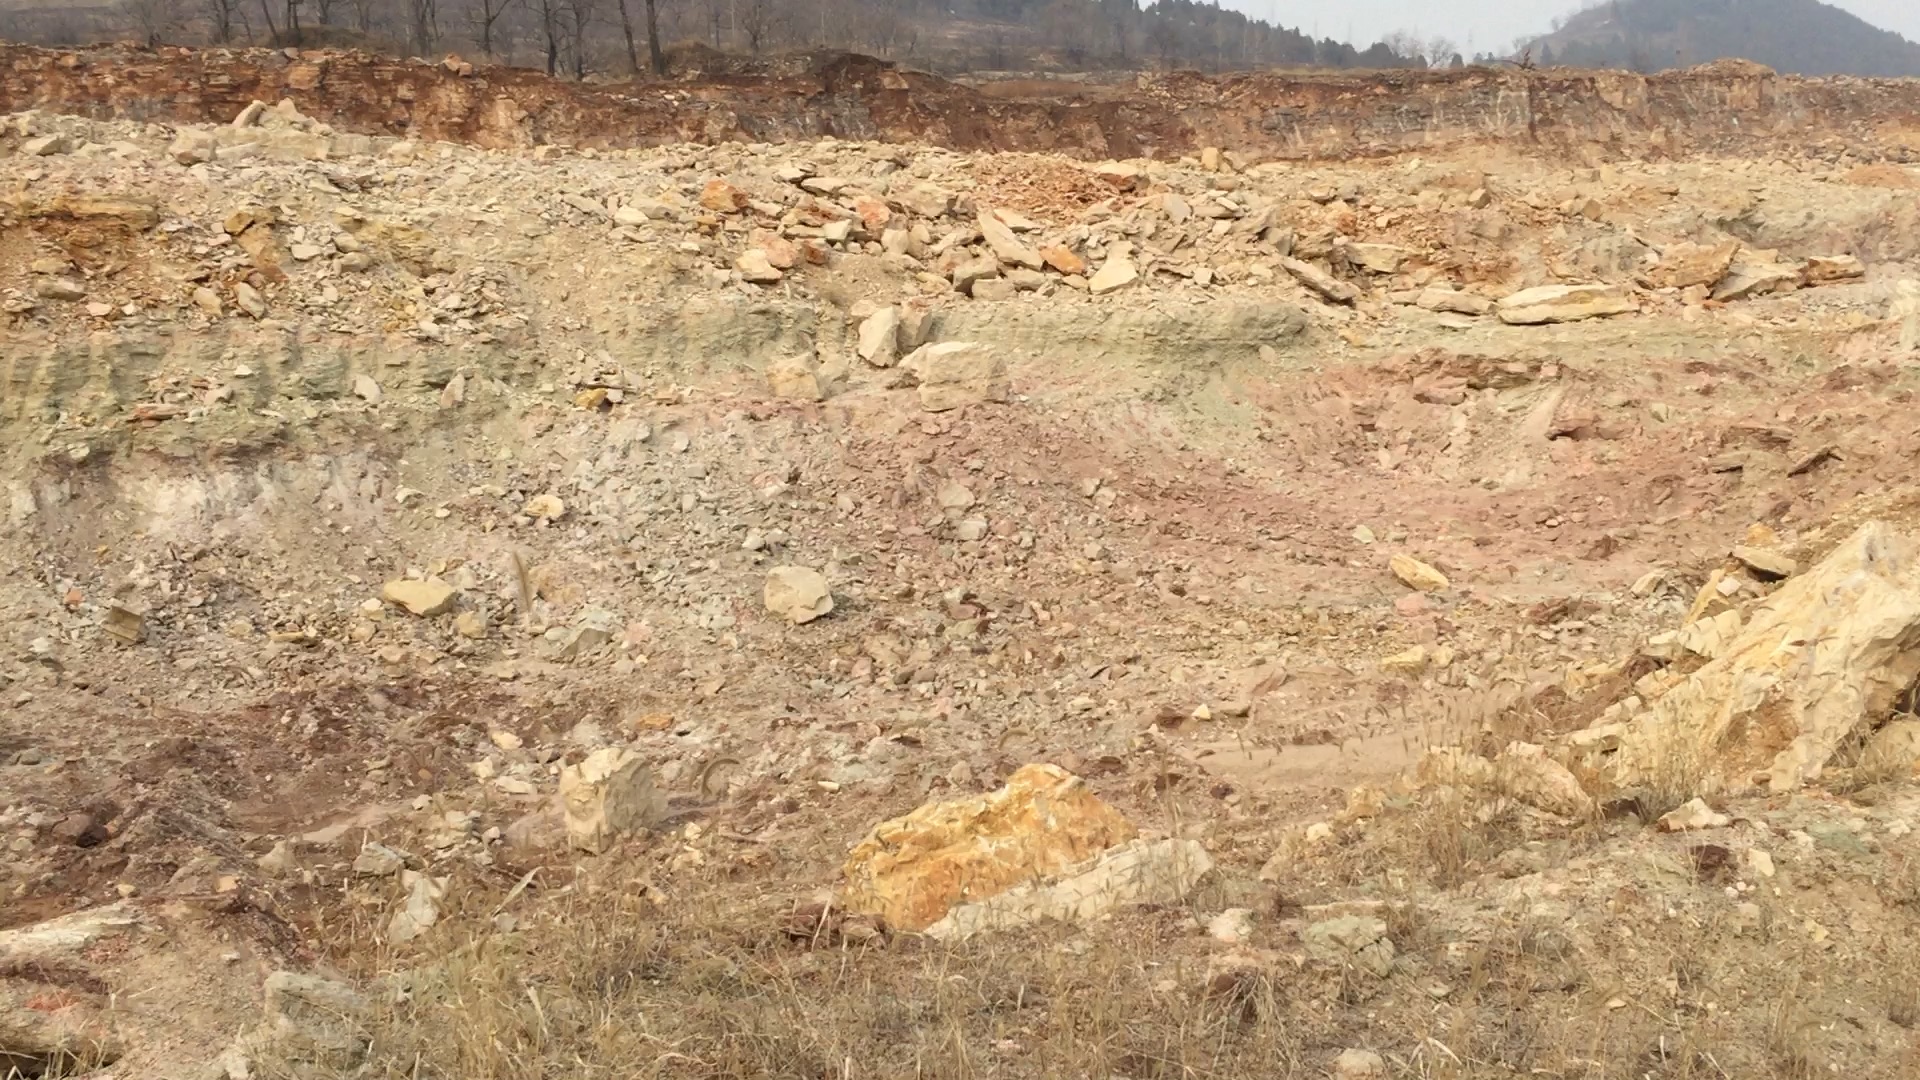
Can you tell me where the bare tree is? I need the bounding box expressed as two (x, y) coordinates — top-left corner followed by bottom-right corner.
(1147, 17), (1177, 69)
(739, 0), (771, 53)
(1380, 29), (1423, 65)
(616, 0), (642, 70)
(204, 0), (238, 40)
(865, 0), (900, 55)
(347, 0), (374, 32)
(1040, 0), (1089, 66)
(643, 0), (666, 73)
(407, 0), (439, 56)
(474, 0), (520, 55)
(119, 0), (182, 44)
(538, 0), (562, 72)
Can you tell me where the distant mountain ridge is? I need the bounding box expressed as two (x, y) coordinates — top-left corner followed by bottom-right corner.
(1526, 0), (1920, 76)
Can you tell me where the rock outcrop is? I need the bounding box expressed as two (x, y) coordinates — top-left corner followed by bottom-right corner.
(1593, 522), (1920, 792)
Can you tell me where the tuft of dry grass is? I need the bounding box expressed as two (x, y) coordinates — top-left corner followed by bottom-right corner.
(271, 876), (1335, 1080)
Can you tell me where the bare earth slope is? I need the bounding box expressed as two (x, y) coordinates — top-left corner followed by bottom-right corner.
(4, 45), (1920, 1080)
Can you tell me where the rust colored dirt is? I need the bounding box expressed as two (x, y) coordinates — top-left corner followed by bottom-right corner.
(4, 44), (1920, 161)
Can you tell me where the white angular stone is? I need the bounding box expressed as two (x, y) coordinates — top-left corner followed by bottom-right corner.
(764, 566), (834, 624)
(925, 839), (1213, 940)
(858, 306), (902, 367)
(1497, 283), (1635, 324)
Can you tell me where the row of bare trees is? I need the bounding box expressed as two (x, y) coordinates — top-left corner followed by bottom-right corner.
(99, 0), (915, 70)
(34, 0), (1438, 79)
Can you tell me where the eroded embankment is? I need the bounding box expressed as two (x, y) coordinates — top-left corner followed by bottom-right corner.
(4, 44), (1920, 161)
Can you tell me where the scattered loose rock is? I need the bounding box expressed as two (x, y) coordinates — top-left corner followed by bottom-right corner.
(1600, 522), (1920, 791)
(1088, 254), (1138, 295)
(766, 353), (823, 401)
(857, 306), (902, 367)
(1279, 256), (1359, 304)
(926, 838), (1215, 940)
(1303, 915), (1396, 977)
(1332, 1049), (1388, 1080)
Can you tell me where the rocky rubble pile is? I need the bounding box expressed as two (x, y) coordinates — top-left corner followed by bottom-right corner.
(3, 100), (1901, 360)
(1295, 520), (1920, 864)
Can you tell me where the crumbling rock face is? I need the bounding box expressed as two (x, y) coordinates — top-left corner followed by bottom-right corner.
(6, 44), (1920, 161)
(1599, 522), (1920, 793)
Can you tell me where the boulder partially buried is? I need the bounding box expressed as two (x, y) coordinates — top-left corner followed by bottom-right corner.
(841, 763), (1138, 932)
(1496, 283), (1635, 324)
(925, 838), (1214, 940)
(898, 341), (1009, 412)
(381, 578), (456, 617)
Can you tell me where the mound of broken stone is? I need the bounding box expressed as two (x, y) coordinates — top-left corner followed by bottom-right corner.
(2, 98), (1880, 355)
(1285, 518), (1920, 860)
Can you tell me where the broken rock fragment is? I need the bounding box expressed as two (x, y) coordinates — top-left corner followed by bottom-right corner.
(1657, 797), (1730, 832)
(386, 870), (447, 944)
(898, 341), (1008, 412)
(1643, 240), (1739, 290)
(1496, 283), (1635, 324)
(698, 178), (748, 212)
(1712, 254), (1802, 301)
(558, 747), (666, 853)
(736, 248), (784, 284)
(765, 353), (823, 401)
(381, 578), (456, 617)
(1088, 254), (1138, 295)
(764, 565), (834, 624)
(1303, 915), (1395, 977)
(1040, 244), (1087, 276)
(840, 762), (1138, 932)
(926, 838), (1214, 940)
(1730, 544), (1796, 580)
(857, 306), (902, 367)
(1390, 553), (1450, 592)
(1279, 256), (1359, 304)
(977, 209), (1043, 270)
(1804, 254), (1865, 284)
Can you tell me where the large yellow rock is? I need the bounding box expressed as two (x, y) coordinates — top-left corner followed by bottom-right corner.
(840, 763), (1136, 932)
(1390, 553), (1450, 592)
(1600, 522), (1920, 792)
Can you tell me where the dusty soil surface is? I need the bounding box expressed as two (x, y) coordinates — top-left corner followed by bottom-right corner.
(3, 48), (1920, 1080)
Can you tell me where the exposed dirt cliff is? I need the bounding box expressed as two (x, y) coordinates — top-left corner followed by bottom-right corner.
(4, 44), (1920, 161)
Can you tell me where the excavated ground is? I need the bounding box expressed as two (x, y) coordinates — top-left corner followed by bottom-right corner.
(3, 45), (1920, 1080)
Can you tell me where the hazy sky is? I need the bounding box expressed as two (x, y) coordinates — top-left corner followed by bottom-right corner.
(1220, 0), (1920, 55)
